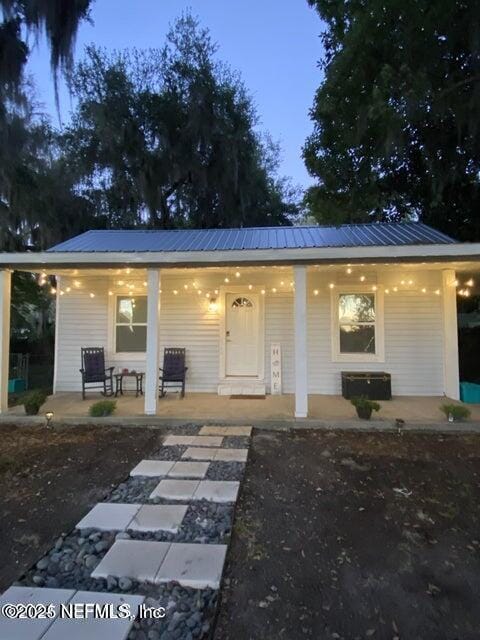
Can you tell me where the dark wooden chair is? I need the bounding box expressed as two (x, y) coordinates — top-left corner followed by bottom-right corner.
(159, 348), (188, 398)
(80, 347), (114, 400)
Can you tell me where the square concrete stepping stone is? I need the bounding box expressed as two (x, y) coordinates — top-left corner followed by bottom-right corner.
(214, 448), (249, 462)
(128, 504), (188, 533)
(155, 542), (227, 589)
(76, 503), (141, 532)
(182, 447), (218, 461)
(0, 586), (75, 640)
(200, 426), (252, 436)
(194, 480), (240, 503)
(168, 461), (210, 478)
(91, 539), (171, 582)
(130, 460), (174, 477)
(42, 591), (144, 640)
(150, 479), (200, 501)
(162, 435), (196, 446)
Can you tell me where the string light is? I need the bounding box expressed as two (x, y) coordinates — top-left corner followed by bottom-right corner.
(261, 289), (266, 295)
(248, 284), (253, 290)
(280, 281), (284, 286)
(74, 280), (81, 288)
(184, 284), (189, 290)
(117, 280), (124, 286)
(329, 283), (335, 289)
(60, 290), (65, 296)
(224, 277), (229, 283)
(50, 287), (56, 294)
(214, 289), (219, 295)
(313, 289), (319, 296)
(393, 286), (398, 292)
(272, 287), (277, 293)
(372, 285), (377, 291)
(197, 289), (202, 295)
(435, 289), (440, 295)
(466, 278), (474, 287)
(346, 268), (352, 274)
(235, 271), (241, 278)
(143, 281), (147, 286)
(421, 287), (427, 293)
(360, 276), (366, 282)
(173, 289), (178, 295)
(385, 288), (390, 294)
(66, 287), (71, 293)
(89, 293), (95, 298)
(108, 291), (113, 296)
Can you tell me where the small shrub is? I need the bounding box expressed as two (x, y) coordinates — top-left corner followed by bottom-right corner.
(440, 403), (471, 422)
(351, 396), (381, 420)
(89, 399), (116, 417)
(23, 390), (48, 416)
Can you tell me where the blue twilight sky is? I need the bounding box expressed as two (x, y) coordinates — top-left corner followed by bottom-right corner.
(25, 0), (323, 189)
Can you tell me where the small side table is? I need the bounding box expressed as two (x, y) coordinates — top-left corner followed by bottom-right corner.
(114, 372), (144, 397)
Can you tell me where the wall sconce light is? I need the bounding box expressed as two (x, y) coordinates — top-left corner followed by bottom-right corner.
(208, 297), (218, 313)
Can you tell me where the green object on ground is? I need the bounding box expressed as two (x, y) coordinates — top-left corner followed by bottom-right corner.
(23, 390), (48, 416)
(460, 382), (480, 404)
(350, 396), (381, 420)
(440, 403), (471, 422)
(8, 379), (26, 393)
(89, 399), (117, 417)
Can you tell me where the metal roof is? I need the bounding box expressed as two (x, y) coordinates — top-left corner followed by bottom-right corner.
(48, 223), (455, 253)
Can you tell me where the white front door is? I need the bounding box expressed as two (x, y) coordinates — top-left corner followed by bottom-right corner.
(225, 293), (259, 376)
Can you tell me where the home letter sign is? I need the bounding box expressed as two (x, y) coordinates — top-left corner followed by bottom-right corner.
(271, 343), (282, 395)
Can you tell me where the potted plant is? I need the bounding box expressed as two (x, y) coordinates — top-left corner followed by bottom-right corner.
(23, 390), (48, 416)
(351, 395), (381, 420)
(440, 403), (471, 423)
(89, 399), (117, 417)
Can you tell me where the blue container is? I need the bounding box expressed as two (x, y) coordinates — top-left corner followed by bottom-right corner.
(8, 378), (26, 393)
(460, 381), (480, 404)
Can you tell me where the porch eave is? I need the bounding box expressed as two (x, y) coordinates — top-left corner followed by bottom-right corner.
(2, 241), (480, 271)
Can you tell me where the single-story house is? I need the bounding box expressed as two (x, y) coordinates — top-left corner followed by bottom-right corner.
(1, 222), (479, 418)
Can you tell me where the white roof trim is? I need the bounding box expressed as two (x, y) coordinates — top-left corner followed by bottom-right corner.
(1, 243), (480, 269)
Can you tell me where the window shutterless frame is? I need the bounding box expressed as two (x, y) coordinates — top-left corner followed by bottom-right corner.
(113, 294), (148, 355)
(330, 285), (385, 363)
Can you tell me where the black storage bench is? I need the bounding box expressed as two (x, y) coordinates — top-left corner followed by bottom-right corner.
(341, 371), (392, 400)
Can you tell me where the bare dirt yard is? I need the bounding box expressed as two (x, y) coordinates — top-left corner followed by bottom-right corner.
(215, 429), (480, 640)
(0, 423), (160, 591)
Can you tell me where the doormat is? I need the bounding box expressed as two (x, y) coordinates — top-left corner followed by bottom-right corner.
(230, 395), (266, 400)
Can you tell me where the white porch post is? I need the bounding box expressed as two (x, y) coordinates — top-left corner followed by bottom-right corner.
(0, 270), (11, 414)
(144, 269), (161, 415)
(441, 269), (460, 400)
(294, 265), (308, 418)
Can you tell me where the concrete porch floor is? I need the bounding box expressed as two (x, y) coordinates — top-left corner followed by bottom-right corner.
(9, 391), (480, 424)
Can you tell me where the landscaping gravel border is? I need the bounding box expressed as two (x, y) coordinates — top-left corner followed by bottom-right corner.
(206, 461), (245, 481)
(14, 424), (249, 640)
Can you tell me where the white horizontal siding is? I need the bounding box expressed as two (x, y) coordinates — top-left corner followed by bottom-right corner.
(54, 270), (296, 394)
(54, 267), (446, 397)
(307, 270), (444, 395)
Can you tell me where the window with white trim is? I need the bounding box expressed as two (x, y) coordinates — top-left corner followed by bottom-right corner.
(332, 289), (384, 361)
(115, 296), (147, 353)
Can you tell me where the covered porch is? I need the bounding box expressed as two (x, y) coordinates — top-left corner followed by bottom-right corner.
(2, 225), (480, 421)
(9, 391), (480, 424)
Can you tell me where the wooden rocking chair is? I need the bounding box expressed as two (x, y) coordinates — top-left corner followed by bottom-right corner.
(159, 348), (188, 398)
(80, 347), (114, 400)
